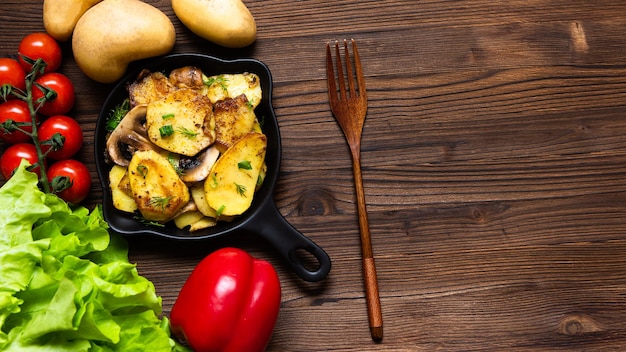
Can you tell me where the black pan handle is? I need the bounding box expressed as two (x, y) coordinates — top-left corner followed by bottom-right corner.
(243, 199), (331, 282)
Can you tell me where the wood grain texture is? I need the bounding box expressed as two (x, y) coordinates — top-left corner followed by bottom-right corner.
(3, 0), (626, 350)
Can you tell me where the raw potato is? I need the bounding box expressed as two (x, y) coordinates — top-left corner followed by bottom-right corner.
(171, 0), (256, 48)
(128, 150), (190, 222)
(43, 0), (102, 41)
(204, 132), (266, 216)
(72, 0), (176, 83)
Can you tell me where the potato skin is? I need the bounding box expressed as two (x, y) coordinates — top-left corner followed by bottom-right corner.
(72, 0), (175, 83)
(43, 0), (102, 41)
(172, 0), (256, 48)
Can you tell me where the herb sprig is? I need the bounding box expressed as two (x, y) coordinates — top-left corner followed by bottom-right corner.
(106, 99), (130, 132)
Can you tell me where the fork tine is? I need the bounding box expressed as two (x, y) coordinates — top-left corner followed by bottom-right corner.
(333, 41), (348, 102)
(327, 39), (366, 102)
(351, 39), (366, 99)
(343, 40), (357, 99)
(325, 43), (338, 105)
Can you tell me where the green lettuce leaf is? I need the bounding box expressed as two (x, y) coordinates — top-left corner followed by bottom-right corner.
(0, 165), (190, 351)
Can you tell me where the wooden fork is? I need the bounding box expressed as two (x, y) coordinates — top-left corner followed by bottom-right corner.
(326, 39), (383, 342)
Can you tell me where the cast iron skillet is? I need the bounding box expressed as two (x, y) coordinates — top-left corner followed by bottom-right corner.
(94, 53), (331, 282)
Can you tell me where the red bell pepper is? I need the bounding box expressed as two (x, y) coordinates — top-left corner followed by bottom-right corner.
(170, 247), (282, 352)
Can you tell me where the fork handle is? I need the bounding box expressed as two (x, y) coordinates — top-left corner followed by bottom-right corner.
(352, 152), (384, 341)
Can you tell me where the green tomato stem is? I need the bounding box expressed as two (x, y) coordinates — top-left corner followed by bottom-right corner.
(23, 58), (52, 193)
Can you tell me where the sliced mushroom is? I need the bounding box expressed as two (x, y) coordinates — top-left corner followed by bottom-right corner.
(169, 66), (204, 89)
(179, 145), (220, 182)
(106, 104), (163, 167)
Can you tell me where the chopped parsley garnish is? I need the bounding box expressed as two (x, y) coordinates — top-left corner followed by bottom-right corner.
(238, 160), (252, 170)
(136, 164), (148, 178)
(216, 204), (226, 217)
(159, 124), (174, 137)
(209, 174), (218, 188)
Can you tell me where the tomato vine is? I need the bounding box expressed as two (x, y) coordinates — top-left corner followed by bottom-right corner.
(1, 58), (54, 191)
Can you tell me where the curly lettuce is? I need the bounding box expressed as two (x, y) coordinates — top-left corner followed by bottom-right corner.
(0, 164), (189, 351)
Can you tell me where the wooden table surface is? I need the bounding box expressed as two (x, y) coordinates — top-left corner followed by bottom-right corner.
(3, 1), (626, 351)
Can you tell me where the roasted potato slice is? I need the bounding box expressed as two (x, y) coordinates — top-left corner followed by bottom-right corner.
(128, 150), (190, 222)
(213, 94), (257, 151)
(204, 132), (266, 216)
(117, 171), (132, 197)
(202, 72), (262, 108)
(190, 183), (217, 217)
(128, 70), (172, 107)
(146, 88), (216, 156)
(173, 209), (218, 231)
(256, 162), (267, 192)
(109, 165), (138, 213)
(190, 183), (235, 221)
(189, 216), (218, 231)
(173, 210), (205, 229)
(252, 119), (262, 133)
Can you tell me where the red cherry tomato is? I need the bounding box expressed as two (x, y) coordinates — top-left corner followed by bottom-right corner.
(38, 115), (83, 160)
(0, 100), (37, 144)
(0, 57), (26, 92)
(47, 159), (91, 204)
(0, 142), (43, 180)
(17, 33), (62, 74)
(32, 72), (75, 116)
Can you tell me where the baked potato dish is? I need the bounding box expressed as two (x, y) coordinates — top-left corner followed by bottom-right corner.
(105, 66), (266, 231)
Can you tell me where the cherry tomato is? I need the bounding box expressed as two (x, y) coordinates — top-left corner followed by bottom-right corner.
(0, 100), (37, 144)
(17, 33), (62, 74)
(0, 142), (43, 180)
(32, 72), (75, 116)
(0, 57), (26, 92)
(47, 159), (91, 204)
(38, 115), (83, 160)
